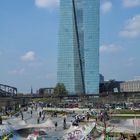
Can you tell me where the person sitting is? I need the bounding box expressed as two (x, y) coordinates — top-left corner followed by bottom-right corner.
(131, 134), (137, 140)
(119, 133), (125, 140)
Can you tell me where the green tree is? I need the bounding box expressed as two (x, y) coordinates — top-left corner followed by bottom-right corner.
(53, 83), (68, 97)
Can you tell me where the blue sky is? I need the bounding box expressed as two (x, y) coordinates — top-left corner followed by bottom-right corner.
(0, 0), (140, 93)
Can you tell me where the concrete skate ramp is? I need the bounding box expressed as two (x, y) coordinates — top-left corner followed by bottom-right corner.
(8, 118), (55, 131)
(7, 118), (27, 129)
(15, 119), (55, 138)
(63, 123), (96, 140)
(109, 119), (140, 134)
(27, 118), (55, 128)
(110, 119), (139, 126)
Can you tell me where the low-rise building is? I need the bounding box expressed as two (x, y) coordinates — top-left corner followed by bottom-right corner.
(120, 80), (140, 92)
(39, 88), (54, 97)
(99, 80), (123, 94)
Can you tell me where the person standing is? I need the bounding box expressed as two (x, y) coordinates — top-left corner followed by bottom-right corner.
(87, 112), (90, 121)
(0, 116), (2, 124)
(21, 112), (23, 120)
(39, 111), (42, 118)
(63, 117), (66, 129)
(42, 113), (45, 121)
(31, 110), (32, 117)
(55, 122), (57, 131)
(37, 117), (40, 124)
(100, 131), (106, 140)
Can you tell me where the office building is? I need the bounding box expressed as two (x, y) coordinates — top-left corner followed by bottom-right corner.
(57, 0), (100, 95)
(100, 74), (104, 84)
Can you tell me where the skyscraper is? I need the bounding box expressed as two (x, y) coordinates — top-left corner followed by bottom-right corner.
(57, 0), (99, 95)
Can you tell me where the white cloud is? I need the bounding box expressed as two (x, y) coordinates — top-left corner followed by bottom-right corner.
(35, 0), (59, 9)
(120, 15), (140, 38)
(100, 44), (123, 53)
(21, 51), (35, 61)
(101, 1), (112, 13)
(8, 68), (25, 75)
(123, 0), (140, 7)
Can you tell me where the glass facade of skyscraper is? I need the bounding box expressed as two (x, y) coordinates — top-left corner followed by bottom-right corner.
(57, 0), (99, 95)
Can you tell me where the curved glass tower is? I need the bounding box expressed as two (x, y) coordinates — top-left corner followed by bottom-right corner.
(57, 0), (99, 95)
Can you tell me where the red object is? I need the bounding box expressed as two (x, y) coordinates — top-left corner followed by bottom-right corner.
(34, 130), (39, 136)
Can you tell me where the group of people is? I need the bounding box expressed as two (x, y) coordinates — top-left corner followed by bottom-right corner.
(20, 108), (34, 120)
(119, 133), (137, 140)
(19, 104), (46, 125)
(37, 110), (45, 124)
(54, 117), (67, 131)
(99, 132), (138, 140)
